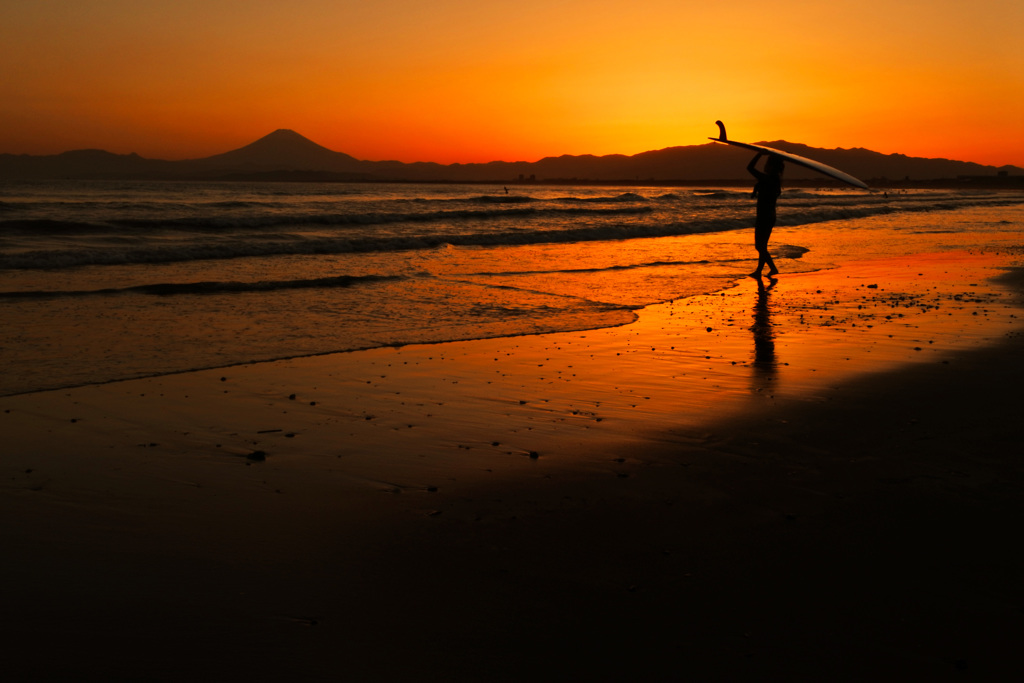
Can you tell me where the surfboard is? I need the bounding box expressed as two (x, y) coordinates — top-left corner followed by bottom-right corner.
(709, 121), (869, 189)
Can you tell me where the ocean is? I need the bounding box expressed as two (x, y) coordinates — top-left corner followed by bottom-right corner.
(2, 180), (1022, 396)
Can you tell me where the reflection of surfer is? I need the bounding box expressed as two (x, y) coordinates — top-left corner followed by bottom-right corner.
(751, 276), (778, 391)
(747, 153), (784, 278)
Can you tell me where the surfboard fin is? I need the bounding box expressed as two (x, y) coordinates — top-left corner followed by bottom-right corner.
(715, 120), (727, 141)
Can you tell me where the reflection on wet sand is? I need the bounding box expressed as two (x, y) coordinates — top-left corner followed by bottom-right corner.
(751, 276), (778, 392)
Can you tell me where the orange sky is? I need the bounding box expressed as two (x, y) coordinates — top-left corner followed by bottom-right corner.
(2, 0), (1022, 166)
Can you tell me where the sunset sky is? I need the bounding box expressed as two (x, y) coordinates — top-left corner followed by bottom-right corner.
(2, 0), (1022, 166)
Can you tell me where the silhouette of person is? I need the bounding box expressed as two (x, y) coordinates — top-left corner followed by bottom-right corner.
(747, 152), (784, 277)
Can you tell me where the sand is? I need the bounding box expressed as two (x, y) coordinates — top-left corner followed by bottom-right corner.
(3, 248), (1024, 681)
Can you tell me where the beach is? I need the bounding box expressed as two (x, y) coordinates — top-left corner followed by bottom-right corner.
(5, 0), (1024, 676)
(4, 228), (1024, 680)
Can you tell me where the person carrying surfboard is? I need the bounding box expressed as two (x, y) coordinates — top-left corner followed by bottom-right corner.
(747, 152), (783, 277)
(709, 120), (867, 277)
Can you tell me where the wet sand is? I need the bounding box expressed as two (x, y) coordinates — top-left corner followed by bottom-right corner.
(3, 249), (1024, 681)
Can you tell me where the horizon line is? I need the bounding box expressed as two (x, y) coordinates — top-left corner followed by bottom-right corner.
(5, 128), (1021, 170)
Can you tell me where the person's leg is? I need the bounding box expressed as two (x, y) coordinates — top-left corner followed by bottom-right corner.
(751, 224), (769, 277)
(764, 247), (778, 275)
(751, 252), (766, 277)
(764, 224), (778, 275)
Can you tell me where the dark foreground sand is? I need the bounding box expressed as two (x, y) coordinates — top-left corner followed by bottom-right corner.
(3, 250), (1024, 681)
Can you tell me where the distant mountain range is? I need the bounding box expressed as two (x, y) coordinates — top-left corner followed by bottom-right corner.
(1, 129), (1021, 185)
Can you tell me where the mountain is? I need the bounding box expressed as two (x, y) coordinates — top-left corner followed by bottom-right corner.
(1, 130), (1021, 184)
(183, 129), (361, 174)
(0, 148), (175, 179)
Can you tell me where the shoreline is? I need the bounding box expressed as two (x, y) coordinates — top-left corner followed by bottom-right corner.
(5, 194), (1023, 400)
(3, 247), (1024, 680)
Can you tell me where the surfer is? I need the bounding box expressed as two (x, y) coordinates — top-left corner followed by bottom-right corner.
(747, 152), (784, 277)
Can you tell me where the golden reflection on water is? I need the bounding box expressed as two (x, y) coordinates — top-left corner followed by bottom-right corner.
(11, 251), (1018, 485)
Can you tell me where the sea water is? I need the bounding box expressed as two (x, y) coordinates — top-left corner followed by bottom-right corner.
(1, 180), (1022, 396)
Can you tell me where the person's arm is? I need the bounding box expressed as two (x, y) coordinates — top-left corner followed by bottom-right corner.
(748, 153), (765, 197)
(747, 153), (765, 179)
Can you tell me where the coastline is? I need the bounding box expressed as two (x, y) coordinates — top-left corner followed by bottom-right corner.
(3, 247), (1024, 680)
